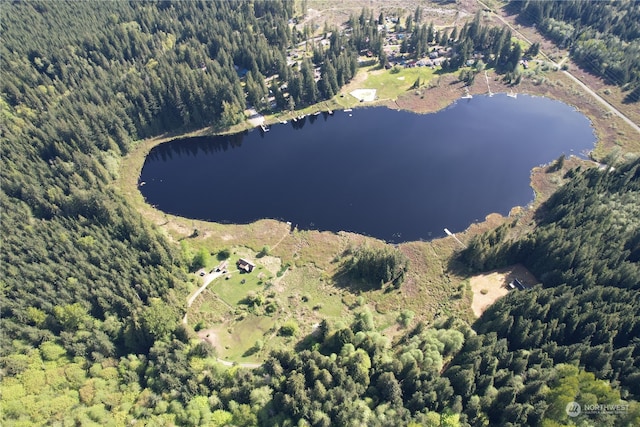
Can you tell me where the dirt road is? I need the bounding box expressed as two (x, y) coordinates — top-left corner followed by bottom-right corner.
(187, 271), (223, 307)
(560, 70), (640, 134)
(182, 271), (224, 324)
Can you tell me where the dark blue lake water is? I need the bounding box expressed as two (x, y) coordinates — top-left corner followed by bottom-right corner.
(139, 94), (595, 242)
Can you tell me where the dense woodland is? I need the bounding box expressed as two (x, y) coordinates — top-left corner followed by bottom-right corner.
(2, 1), (640, 425)
(407, 12), (523, 75)
(509, 0), (640, 101)
(339, 245), (410, 290)
(460, 159), (640, 288)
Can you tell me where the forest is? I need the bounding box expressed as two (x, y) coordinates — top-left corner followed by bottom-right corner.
(1, 1), (639, 425)
(509, 0), (640, 100)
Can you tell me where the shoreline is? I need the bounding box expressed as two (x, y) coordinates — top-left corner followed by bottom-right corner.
(117, 70), (636, 250)
(115, 71), (634, 336)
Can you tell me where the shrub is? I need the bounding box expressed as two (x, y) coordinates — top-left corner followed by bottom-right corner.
(217, 248), (231, 260)
(397, 310), (415, 328)
(191, 248), (210, 271)
(279, 320), (299, 337)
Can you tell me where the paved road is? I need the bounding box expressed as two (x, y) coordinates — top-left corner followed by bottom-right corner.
(476, 0), (640, 135)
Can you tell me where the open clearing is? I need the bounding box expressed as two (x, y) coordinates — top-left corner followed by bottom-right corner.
(350, 88), (377, 102)
(245, 108), (265, 127)
(470, 264), (538, 318)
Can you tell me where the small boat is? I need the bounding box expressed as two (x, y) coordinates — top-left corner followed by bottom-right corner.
(344, 108), (353, 112)
(313, 111), (321, 116)
(328, 110), (333, 114)
(260, 124), (269, 132)
(280, 120), (287, 124)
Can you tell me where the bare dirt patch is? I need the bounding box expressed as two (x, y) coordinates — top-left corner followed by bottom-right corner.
(350, 88), (377, 102)
(470, 264), (538, 317)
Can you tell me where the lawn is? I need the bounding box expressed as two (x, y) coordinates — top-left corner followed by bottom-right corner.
(213, 268), (272, 306)
(278, 266), (346, 320)
(362, 66), (438, 100)
(213, 315), (277, 361)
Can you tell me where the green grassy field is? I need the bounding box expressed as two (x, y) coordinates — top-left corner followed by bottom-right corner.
(188, 253), (352, 361)
(185, 234), (479, 363)
(361, 65), (438, 100)
(213, 269), (272, 306)
(214, 315), (276, 361)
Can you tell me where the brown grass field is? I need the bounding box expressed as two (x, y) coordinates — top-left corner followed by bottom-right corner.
(470, 264), (538, 318)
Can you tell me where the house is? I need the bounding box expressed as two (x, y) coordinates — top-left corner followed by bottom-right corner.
(237, 258), (255, 273)
(509, 278), (527, 290)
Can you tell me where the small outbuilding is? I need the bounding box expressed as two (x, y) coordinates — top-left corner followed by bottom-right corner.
(237, 258), (255, 273)
(214, 260), (228, 273)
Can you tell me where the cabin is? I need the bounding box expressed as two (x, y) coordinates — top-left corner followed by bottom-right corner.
(237, 258), (255, 273)
(508, 278), (527, 291)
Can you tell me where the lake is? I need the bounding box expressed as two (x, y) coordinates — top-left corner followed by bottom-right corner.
(139, 94), (595, 242)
